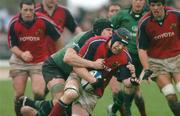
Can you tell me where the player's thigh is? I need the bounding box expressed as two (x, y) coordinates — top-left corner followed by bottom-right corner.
(10, 70), (28, 96)
(109, 76), (121, 93)
(42, 57), (66, 87)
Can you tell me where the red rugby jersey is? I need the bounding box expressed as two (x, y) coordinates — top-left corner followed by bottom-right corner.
(79, 36), (130, 97)
(8, 13), (61, 63)
(35, 4), (78, 55)
(137, 7), (180, 59)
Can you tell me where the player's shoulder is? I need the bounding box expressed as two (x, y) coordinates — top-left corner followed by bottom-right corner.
(138, 11), (151, 27)
(9, 13), (20, 26)
(56, 4), (69, 11)
(166, 6), (180, 15)
(86, 36), (108, 44)
(35, 12), (55, 23)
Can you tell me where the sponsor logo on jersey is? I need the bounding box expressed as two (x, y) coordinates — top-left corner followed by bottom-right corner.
(35, 28), (43, 36)
(58, 18), (64, 24)
(170, 23), (177, 30)
(154, 32), (175, 40)
(19, 36), (40, 41)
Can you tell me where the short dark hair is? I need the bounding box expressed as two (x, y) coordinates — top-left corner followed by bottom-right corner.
(20, 0), (35, 8)
(148, 0), (165, 5)
(107, 2), (121, 11)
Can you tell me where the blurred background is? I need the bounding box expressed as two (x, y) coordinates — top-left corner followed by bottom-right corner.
(0, 0), (132, 60)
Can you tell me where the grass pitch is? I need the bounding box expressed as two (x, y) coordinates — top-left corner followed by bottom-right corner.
(0, 80), (176, 116)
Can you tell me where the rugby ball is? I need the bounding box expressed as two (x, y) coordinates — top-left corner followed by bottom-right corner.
(81, 70), (102, 91)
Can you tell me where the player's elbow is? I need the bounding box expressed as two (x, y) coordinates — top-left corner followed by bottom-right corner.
(63, 54), (71, 64)
(63, 48), (76, 64)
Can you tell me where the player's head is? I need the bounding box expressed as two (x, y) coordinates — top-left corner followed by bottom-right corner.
(149, 0), (165, 20)
(131, 0), (146, 13)
(43, 0), (58, 9)
(109, 27), (131, 54)
(148, 0), (165, 5)
(107, 2), (121, 18)
(92, 18), (114, 37)
(20, 0), (35, 21)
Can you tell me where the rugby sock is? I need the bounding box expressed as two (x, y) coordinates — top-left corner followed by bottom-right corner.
(119, 105), (125, 116)
(168, 101), (180, 116)
(134, 95), (147, 116)
(112, 91), (124, 113)
(14, 98), (22, 116)
(36, 100), (53, 116)
(124, 93), (135, 116)
(49, 100), (71, 116)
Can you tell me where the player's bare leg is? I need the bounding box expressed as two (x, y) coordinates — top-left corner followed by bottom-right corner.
(50, 73), (80, 116)
(72, 104), (89, 116)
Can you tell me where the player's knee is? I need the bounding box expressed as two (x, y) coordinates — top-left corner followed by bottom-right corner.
(63, 86), (80, 101)
(50, 83), (64, 94)
(161, 84), (176, 96)
(175, 82), (180, 93)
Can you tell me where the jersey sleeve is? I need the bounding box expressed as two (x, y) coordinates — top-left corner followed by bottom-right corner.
(79, 39), (101, 61)
(137, 21), (150, 50)
(8, 23), (19, 48)
(64, 8), (77, 33)
(44, 19), (61, 41)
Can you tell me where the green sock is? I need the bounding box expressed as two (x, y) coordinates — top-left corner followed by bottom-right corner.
(36, 101), (53, 116)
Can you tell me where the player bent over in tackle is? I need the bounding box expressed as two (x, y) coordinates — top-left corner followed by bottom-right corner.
(49, 27), (140, 116)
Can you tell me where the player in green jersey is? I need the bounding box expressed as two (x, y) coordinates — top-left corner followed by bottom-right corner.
(108, 0), (148, 116)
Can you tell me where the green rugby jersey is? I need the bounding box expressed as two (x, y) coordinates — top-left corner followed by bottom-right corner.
(111, 9), (146, 54)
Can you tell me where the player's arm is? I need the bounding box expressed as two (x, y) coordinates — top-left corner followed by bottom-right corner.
(63, 48), (103, 69)
(44, 19), (63, 49)
(64, 8), (82, 33)
(8, 23), (33, 62)
(137, 21), (150, 70)
(73, 67), (96, 84)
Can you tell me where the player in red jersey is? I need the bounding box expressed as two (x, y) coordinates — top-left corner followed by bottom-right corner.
(7, 0), (61, 115)
(137, 0), (180, 115)
(35, 0), (82, 55)
(49, 28), (140, 116)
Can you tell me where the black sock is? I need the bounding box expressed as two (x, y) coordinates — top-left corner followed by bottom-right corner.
(14, 98), (22, 116)
(168, 101), (180, 116)
(124, 93), (135, 116)
(112, 91), (124, 113)
(134, 95), (146, 116)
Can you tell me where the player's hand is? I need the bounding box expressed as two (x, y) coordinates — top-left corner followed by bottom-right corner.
(143, 69), (153, 80)
(21, 51), (33, 62)
(130, 77), (140, 86)
(127, 62), (135, 74)
(92, 59), (104, 70)
(91, 78), (103, 89)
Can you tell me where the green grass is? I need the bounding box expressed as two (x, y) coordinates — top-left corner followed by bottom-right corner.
(0, 80), (177, 116)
